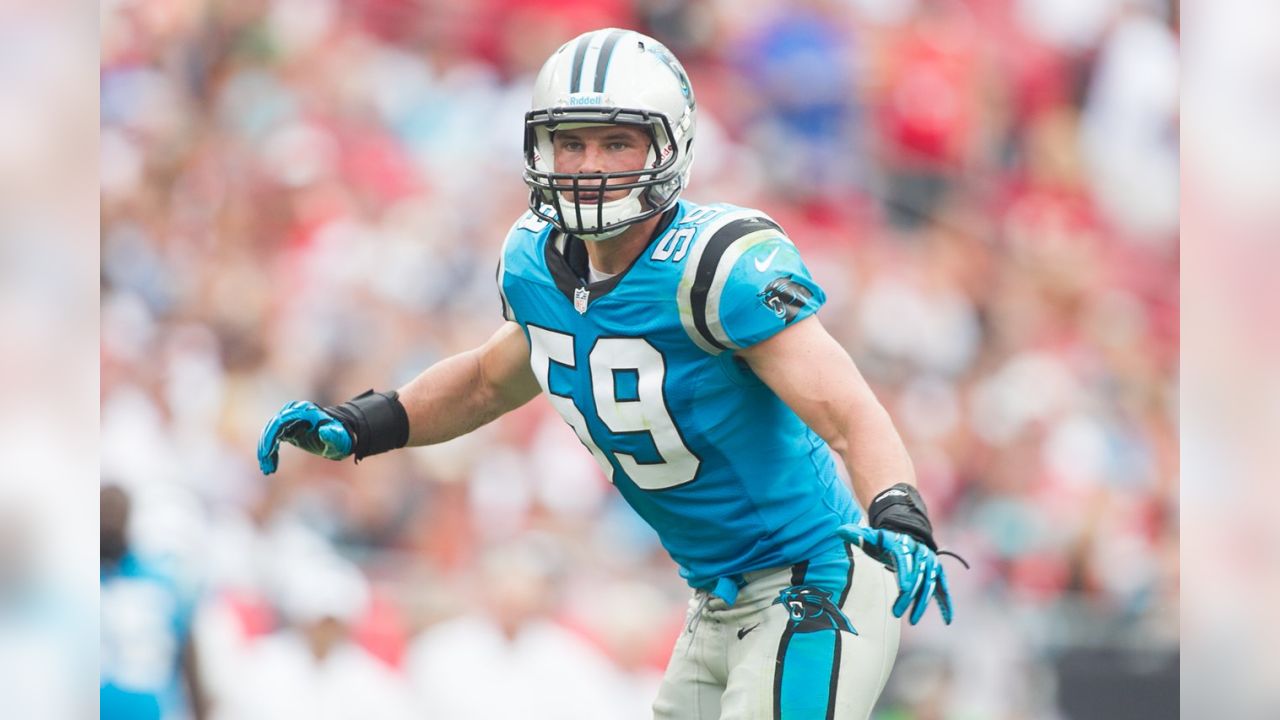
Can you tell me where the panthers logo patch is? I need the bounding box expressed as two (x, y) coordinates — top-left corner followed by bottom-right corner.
(647, 43), (694, 103)
(773, 585), (857, 634)
(758, 276), (813, 323)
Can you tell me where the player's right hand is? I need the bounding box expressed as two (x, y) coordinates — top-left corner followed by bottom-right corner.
(257, 401), (354, 475)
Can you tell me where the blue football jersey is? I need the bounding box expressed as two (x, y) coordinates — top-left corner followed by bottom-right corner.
(497, 199), (860, 599)
(101, 552), (195, 720)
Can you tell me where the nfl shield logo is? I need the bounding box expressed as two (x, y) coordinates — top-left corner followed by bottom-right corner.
(573, 286), (590, 314)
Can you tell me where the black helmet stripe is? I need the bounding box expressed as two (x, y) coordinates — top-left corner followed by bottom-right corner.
(592, 29), (625, 92)
(569, 29), (626, 94)
(568, 34), (591, 93)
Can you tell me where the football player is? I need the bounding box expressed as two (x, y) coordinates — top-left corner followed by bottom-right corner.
(259, 28), (959, 719)
(100, 485), (209, 720)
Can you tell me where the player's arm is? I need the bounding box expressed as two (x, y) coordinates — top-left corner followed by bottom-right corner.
(398, 321), (540, 446)
(258, 322), (540, 473)
(739, 311), (959, 625)
(737, 314), (914, 507)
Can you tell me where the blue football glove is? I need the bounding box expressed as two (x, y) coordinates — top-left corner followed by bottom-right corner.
(257, 401), (354, 475)
(837, 523), (953, 626)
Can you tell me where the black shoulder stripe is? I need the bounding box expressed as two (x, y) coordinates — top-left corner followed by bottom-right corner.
(495, 259), (512, 321)
(569, 34), (591, 93)
(593, 29), (625, 92)
(689, 216), (784, 352)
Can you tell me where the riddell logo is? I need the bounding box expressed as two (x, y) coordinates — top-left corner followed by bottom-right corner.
(568, 95), (606, 106)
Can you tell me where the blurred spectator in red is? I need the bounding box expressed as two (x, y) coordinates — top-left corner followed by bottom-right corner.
(873, 0), (981, 231)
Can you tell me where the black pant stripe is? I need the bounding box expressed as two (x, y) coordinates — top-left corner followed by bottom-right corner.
(790, 559), (809, 586)
(772, 625), (793, 720)
(837, 541), (855, 608)
(824, 630), (843, 720)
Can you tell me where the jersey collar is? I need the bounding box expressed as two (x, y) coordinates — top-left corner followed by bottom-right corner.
(544, 205), (679, 307)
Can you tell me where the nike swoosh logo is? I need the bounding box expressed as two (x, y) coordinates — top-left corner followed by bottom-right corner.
(737, 623), (761, 640)
(753, 247), (780, 272)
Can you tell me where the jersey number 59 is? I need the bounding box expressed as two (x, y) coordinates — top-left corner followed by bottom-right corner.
(528, 326), (700, 490)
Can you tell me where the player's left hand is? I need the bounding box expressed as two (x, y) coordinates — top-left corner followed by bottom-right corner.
(836, 523), (953, 626)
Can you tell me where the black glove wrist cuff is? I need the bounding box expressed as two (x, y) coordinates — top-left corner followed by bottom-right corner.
(325, 390), (409, 461)
(868, 483), (938, 551)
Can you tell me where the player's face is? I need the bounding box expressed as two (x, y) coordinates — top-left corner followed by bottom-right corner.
(551, 124), (652, 203)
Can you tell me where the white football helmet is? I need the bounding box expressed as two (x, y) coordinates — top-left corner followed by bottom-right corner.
(524, 28), (697, 241)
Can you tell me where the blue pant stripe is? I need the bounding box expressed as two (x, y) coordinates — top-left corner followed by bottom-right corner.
(776, 629), (839, 718)
(772, 549), (854, 719)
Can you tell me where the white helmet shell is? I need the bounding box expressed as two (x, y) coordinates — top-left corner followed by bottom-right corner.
(523, 28), (697, 240)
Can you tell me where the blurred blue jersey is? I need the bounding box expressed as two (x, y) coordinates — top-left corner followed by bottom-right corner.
(101, 552), (194, 720)
(498, 200), (860, 600)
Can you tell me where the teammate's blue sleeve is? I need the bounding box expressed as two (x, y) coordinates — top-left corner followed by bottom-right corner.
(715, 236), (826, 349)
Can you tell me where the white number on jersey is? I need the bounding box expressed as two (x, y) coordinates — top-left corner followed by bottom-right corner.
(680, 205), (724, 225)
(101, 579), (179, 690)
(651, 227), (696, 263)
(527, 327), (700, 490)
(516, 211), (550, 233)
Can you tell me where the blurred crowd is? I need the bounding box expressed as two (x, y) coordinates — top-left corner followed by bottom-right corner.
(100, 0), (1179, 717)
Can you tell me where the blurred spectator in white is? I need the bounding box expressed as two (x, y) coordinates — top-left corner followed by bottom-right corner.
(214, 552), (416, 720)
(1, 3), (97, 714)
(1017, 0), (1123, 52)
(857, 254), (983, 378)
(101, 485), (210, 720)
(405, 538), (625, 719)
(1080, 1), (1179, 241)
(573, 579), (674, 720)
(0, 498), (87, 720)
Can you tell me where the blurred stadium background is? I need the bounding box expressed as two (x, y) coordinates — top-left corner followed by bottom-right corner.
(98, 0), (1178, 717)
